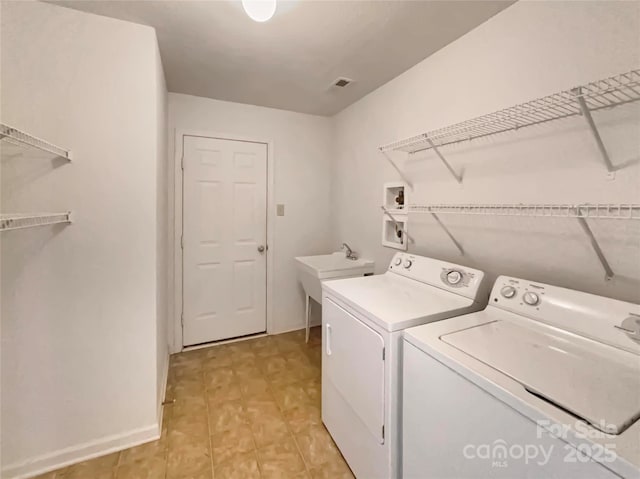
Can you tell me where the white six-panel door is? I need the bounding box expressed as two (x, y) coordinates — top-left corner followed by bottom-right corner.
(182, 135), (267, 346)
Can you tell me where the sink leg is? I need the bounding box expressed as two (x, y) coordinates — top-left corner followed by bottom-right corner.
(305, 295), (311, 343)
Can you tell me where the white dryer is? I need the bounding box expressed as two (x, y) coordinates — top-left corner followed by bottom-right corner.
(321, 252), (489, 478)
(403, 276), (640, 479)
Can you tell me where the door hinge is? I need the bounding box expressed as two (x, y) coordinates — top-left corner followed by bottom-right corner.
(181, 154), (184, 170)
(180, 235), (184, 249)
(382, 425), (385, 439)
(181, 314), (184, 327)
(382, 347), (385, 360)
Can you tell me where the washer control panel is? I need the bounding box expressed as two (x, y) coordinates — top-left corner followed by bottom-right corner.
(491, 277), (546, 310)
(388, 253), (488, 300)
(489, 275), (640, 354)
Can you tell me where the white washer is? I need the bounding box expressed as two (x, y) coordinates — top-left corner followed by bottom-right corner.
(403, 276), (640, 479)
(321, 252), (489, 478)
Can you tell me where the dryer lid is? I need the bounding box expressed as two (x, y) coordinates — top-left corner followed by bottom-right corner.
(441, 319), (640, 434)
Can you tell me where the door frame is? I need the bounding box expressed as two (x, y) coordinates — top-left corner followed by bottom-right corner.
(171, 129), (275, 352)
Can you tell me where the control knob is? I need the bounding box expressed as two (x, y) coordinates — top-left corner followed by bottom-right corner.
(500, 286), (517, 299)
(523, 292), (540, 306)
(403, 259), (413, 269)
(394, 257), (402, 266)
(446, 270), (463, 285)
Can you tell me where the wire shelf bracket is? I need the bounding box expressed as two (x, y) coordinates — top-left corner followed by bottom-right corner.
(429, 211), (464, 255)
(408, 203), (640, 281)
(0, 212), (72, 232)
(379, 149), (413, 190)
(575, 208), (614, 281)
(381, 206), (464, 254)
(379, 69), (640, 183)
(425, 137), (462, 184)
(572, 87), (615, 178)
(0, 123), (72, 162)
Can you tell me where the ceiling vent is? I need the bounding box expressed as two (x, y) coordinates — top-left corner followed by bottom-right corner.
(332, 77), (353, 88)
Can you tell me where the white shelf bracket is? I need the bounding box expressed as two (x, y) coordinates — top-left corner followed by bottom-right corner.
(429, 212), (465, 256)
(0, 212), (72, 232)
(575, 207), (614, 281)
(424, 137), (463, 184)
(380, 149), (414, 190)
(381, 206), (414, 244)
(0, 123), (72, 162)
(572, 87), (615, 177)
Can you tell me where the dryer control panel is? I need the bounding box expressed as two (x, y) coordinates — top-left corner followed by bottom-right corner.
(388, 253), (489, 301)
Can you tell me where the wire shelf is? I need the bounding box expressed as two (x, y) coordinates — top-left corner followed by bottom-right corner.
(408, 203), (640, 220)
(0, 123), (72, 161)
(380, 70), (640, 154)
(0, 213), (72, 232)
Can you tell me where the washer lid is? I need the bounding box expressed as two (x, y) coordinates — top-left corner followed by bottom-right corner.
(441, 320), (640, 434)
(323, 273), (477, 332)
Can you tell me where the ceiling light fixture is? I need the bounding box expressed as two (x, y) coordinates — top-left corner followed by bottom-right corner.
(242, 0), (277, 22)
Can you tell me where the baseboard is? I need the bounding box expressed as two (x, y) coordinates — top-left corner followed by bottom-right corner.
(2, 423), (160, 479)
(272, 319), (321, 336)
(5, 353), (171, 479)
(182, 332), (269, 352)
(271, 324), (305, 335)
(157, 351), (170, 427)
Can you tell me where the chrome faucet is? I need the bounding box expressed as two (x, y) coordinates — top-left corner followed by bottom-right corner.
(341, 243), (358, 260)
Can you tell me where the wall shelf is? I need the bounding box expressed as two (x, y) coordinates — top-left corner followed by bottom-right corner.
(0, 213), (72, 232)
(379, 69), (640, 183)
(1, 125), (73, 233)
(0, 123), (72, 162)
(409, 203), (640, 220)
(407, 203), (640, 280)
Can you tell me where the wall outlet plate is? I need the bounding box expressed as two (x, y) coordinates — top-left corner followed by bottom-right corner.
(277, 204), (285, 216)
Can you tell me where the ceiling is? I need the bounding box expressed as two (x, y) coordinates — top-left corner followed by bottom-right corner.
(49, 0), (514, 116)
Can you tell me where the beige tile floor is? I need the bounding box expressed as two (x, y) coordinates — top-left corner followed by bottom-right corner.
(35, 327), (353, 479)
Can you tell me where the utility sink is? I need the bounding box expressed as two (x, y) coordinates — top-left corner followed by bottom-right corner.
(296, 252), (375, 303)
(296, 252), (374, 342)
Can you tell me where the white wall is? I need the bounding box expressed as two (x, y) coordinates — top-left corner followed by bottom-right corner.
(332, 0), (640, 303)
(168, 93), (333, 349)
(0, 2), (167, 477)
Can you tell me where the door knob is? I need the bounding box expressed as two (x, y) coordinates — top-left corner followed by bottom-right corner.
(257, 245), (265, 253)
